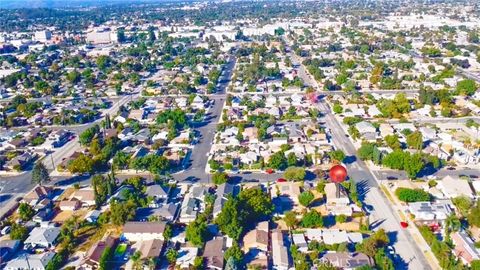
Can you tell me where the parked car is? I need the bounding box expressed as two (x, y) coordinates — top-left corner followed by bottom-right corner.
(277, 178), (287, 183)
(265, 169), (275, 174)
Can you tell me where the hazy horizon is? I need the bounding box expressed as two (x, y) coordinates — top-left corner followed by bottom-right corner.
(0, 0), (191, 9)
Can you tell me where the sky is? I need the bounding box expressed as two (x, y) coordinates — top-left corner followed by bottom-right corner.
(0, 0), (182, 9)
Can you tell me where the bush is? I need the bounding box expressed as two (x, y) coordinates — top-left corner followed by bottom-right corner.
(395, 188), (431, 202)
(335, 214), (348, 223)
(283, 167), (306, 181)
(212, 172), (229, 185)
(298, 191), (314, 207)
(301, 210), (324, 228)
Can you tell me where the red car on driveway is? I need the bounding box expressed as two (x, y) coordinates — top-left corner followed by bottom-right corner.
(277, 178), (287, 183)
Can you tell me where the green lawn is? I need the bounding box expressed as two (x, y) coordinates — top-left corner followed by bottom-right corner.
(114, 243), (127, 257)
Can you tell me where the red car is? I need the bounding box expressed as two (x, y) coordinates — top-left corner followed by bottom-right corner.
(265, 169), (275, 174)
(400, 221), (408, 228)
(277, 178), (287, 183)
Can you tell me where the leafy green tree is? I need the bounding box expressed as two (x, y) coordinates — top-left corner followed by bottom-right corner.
(225, 256), (239, 270)
(328, 150), (346, 162)
(335, 214), (348, 223)
(163, 223), (173, 240)
(471, 260), (480, 270)
(284, 211), (297, 229)
(301, 210), (324, 228)
(357, 142), (376, 161)
(395, 188), (431, 202)
(283, 167), (306, 181)
(109, 199), (137, 225)
(212, 172), (229, 185)
(287, 152), (297, 167)
(404, 153), (424, 179)
(468, 200), (480, 227)
(166, 248), (178, 263)
(216, 188), (273, 240)
(32, 161), (50, 186)
(215, 197), (243, 240)
(186, 217), (209, 247)
(374, 248), (395, 270)
(452, 196), (472, 216)
(193, 257), (204, 270)
(382, 150), (406, 170)
(333, 103), (343, 114)
(79, 125), (99, 145)
(67, 154), (96, 174)
(406, 131), (423, 150)
(358, 229), (389, 257)
(18, 202), (35, 221)
(224, 242), (243, 263)
(444, 214), (461, 235)
(298, 191), (315, 207)
(10, 223), (28, 240)
(268, 151), (287, 170)
(66, 70), (81, 84)
(385, 134), (401, 149)
(316, 181), (326, 193)
(456, 79), (477, 96)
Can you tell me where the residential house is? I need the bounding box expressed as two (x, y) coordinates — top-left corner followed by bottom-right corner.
(133, 239), (164, 260)
(292, 233), (308, 252)
(191, 95), (205, 110)
(177, 247), (199, 269)
(204, 237), (225, 270)
(24, 226), (61, 249)
(81, 236), (117, 270)
(243, 221), (269, 252)
(315, 229), (364, 245)
(118, 127), (134, 141)
(114, 111), (129, 123)
(451, 231), (480, 265)
(5, 251), (55, 270)
(213, 183), (238, 218)
(6, 152), (34, 171)
(379, 124), (395, 137)
(273, 182), (301, 211)
(58, 199), (81, 211)
(23, 185), (52, 206)
(355, 121), (377, 138)
(320, 252), (374, 270)
(71, 189), (96, 207)
(145, 184), (171, 207)
(5, 138), (27, 149)
(129, 109), (144, 122)
(325, 183), (352, 216)
(242, 127), (259, 143)
(179, 186), (208, 223)
(122, 221), (166, 242)
(85, 210), (101, 223)
(271, 230), (289, 270)
(408, 201), (453, 222)
(438, 176), (475, 199)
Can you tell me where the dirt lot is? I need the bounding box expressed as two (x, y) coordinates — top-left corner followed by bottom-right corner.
(53, 209), (88, 223)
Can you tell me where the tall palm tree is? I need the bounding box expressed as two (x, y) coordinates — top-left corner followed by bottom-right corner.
(444, 214), (461, 236)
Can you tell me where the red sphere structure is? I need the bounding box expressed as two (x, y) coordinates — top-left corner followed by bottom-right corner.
(329, 165), (347, 184)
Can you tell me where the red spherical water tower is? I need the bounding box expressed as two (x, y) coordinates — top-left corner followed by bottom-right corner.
(329, 165), (347, 197)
